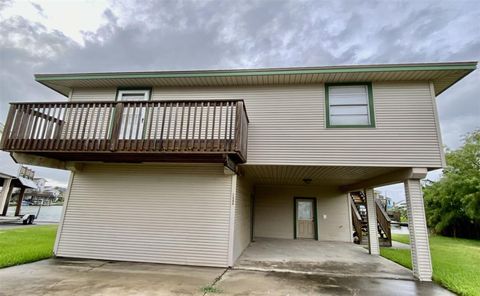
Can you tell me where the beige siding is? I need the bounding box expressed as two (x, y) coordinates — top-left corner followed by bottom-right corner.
(56, 163), (233, 267)
(254, 185), (350, 242)
(69, 82), (443, 168)
(233, 175), (252, 262)
(71, 87), (117, 101)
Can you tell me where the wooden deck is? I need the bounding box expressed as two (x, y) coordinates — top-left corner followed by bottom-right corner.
(0, 99), (249, 164)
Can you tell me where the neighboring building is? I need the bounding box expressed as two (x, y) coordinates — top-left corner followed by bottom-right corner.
(0, 61), (476, 281)
(396, 200), (407, 209)
(34, 178), (47, 192)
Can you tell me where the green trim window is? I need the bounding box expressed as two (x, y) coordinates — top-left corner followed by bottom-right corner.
(325, 83), (375, 128)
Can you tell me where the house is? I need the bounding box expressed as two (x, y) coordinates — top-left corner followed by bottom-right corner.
(0, 61), (476, 281)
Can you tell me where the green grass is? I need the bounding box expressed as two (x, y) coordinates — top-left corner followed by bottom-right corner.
(201, 285), (222, 293)
(381, 234), (480, 296)
(0, 225), (58, 268)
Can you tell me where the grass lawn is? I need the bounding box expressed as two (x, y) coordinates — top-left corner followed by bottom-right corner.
(0, 225), (58, 268)
(381, 233), (480, 296)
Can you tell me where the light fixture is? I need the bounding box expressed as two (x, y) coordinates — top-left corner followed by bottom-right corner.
(302, 178), (312, 184)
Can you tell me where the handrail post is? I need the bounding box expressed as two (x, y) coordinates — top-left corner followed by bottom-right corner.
(0, 105), (16, 149)
(109, 103), (124, 151)
(234, 101), (244, 152)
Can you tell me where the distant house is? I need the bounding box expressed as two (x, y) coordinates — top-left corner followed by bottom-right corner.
(0, 61), (476, 281)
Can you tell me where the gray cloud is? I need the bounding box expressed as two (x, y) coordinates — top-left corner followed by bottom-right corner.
(0, 0), (479, 186)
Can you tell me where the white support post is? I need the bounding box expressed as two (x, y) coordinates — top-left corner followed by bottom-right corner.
(53, 171), (75, 255)
(0, 178), (13, 215)
(404, 179), (432, 281)
(227, 174), (237, 266)
(365, 188), (380, 255)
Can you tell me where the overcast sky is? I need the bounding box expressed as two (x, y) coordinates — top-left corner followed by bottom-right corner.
(0, 0), (479, 199)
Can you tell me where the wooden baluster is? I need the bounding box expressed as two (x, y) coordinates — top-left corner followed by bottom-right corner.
(133, 102), (141, 151)
(179, 102), (185, 151)
(223, 101), (229, 152)
(41, 104), (51, 149)
(72, 103), (84, 151)
(217, 101), (223, 151)
(211, 102), (216, 151)
(91, 103), (101, 151)
(166, 102), (173, 150)
(191, 102), (197, 151)
(145, 102), (154, 151)
(33, 104), (46, 151)
(197, 102), (204, 151)
(28, 104), (39, 150)
(84, 103), (93, 151)
(159, 102), (167, 150)
(229, 101), (234, 151)
(15, 104), (28, 149)
(204, 101), (210, 151)
(109, 102), (124, 152)
(151, 103), (160, 151)
(102, 103), (113, 151)
(49, 104), (61, 150)
(172, 102), (179, 151)
(44, 104), (55, 150)
(152, 102), (160, 151)
(39, 104), (51, 149)
(185, 101), (191, 151)
(12, 104), (26, 149)
(11, 104), (24, 149)
(81, 103), (90, 150)
(0, 105), (16, 150)
(21, 104), (34, 150)
(122, 103), (131, 150)
(62, 104), (73, 151)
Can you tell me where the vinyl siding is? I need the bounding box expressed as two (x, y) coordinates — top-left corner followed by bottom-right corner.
(71, 87), (117, 101)
(233, 175), (252, 262)
(56, 163), (233, 267)
(254, 185), (350, 242)
(70, 81), (443, 168)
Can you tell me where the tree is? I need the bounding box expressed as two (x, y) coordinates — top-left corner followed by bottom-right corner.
(423, 130), (480, 239)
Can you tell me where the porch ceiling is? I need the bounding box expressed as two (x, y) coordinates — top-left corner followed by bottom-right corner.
(242, 165), (403, 187)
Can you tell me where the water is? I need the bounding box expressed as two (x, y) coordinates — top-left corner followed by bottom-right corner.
(7, 205), (63, 222)
(391, 224), (409, 234)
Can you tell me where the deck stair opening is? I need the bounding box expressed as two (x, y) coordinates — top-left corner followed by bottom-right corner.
(350, 191), (392, 247)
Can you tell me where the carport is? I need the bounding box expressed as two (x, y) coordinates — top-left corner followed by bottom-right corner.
(234, 238), (412, 279)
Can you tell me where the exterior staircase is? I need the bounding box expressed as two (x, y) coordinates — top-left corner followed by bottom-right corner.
(350, 191), (392, 247)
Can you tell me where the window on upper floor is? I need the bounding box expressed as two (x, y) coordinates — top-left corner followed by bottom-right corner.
(116, 89), (151, 101)
(325, 83), (375, 128)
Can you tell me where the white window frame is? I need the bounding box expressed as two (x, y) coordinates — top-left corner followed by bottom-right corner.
(116, 89), (151, 101)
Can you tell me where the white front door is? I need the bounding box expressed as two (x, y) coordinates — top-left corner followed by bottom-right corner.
(117, 89), (150, 139)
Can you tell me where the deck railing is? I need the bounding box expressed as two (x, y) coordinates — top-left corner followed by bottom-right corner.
(0, 99), (249, 162)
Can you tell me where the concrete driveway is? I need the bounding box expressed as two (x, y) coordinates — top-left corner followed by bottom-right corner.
(0, 257), (453, 296)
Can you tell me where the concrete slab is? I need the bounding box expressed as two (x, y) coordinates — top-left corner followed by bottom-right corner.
(0, 258), (454, 296)
(392, 241), (411, 249)
(216, 269), (454, 296)
(235, 238), (413, 279)
(0, 258), (224, 296)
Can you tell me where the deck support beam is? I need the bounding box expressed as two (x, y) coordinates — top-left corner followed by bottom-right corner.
(0, 178), (13, 216)
(14, 187), (26, 216)
(404, 178), (432, 281)
(365, 188), (380, 255)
